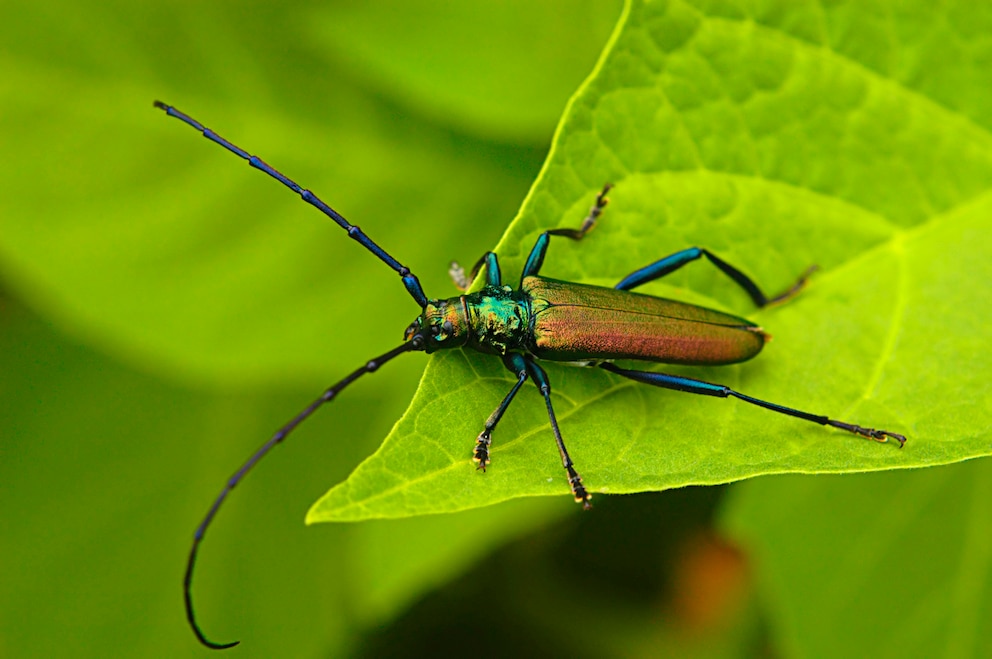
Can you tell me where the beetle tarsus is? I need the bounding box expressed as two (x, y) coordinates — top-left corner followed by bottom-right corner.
(581, 182), (613, 236)
(867, 428), (907, 448)
(473, 431), (492, 471)
(547, 183), (613, 241)
(827, 420), (907, 448)
(766, 265), (820, 306)
(567, 466), (592, 509)
(449, 261), (470, 291)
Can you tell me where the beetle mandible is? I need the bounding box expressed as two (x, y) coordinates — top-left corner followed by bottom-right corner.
(154, 101), (906, 650)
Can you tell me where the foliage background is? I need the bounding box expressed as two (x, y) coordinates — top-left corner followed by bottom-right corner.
(2, 1), (990, 658)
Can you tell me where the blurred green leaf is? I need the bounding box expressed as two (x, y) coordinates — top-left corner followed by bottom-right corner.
(722, 461), (992, 658)
(0, 1), (617, 655)
(308, 0), (622, 142)
(311, 0), (992, 521)
(0, 0), (582, 387)
(0, 300), (565, 657)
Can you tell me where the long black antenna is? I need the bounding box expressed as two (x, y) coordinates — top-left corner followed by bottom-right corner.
(153, 101), (428, 307)
(185, 339), (422, 649)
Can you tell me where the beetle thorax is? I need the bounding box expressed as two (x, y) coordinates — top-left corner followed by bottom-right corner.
(405, 286), (531, 355)
(462, 285), (531, 355)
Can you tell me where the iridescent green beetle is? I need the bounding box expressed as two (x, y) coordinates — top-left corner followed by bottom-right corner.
(155, 102), (905, 650)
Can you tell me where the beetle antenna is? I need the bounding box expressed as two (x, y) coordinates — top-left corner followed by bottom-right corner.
(185, 338), (423, 649)
(153, 101), (428, 307)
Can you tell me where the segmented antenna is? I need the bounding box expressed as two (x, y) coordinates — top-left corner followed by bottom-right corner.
(183, 339), (421, 649)
(153, 101), (428, 307)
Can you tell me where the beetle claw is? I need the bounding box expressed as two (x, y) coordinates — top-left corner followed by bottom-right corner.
(860, 426), (907, 448)
(875, 430), (907, 448)
(826, 420), (907, 448)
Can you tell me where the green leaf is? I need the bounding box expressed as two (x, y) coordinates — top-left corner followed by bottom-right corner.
(310, 0), (992, 522)
(307, 0), (622, 142)
(0, 0), (559, 387)
(722, 462), (992, 657)
(0, 299), (566, 656)
(0, 2), (612, 652)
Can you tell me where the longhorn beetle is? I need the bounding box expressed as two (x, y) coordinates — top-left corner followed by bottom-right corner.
(154, 101), (906, 649)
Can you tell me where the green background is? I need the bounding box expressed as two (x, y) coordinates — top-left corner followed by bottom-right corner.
(2, 1), (990, 657)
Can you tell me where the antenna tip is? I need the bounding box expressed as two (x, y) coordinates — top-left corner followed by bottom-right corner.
(209, 640), (240, 651)
(196, 633), (240, 650)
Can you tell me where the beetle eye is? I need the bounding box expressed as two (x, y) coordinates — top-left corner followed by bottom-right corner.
(403, 319), (421, 341)
(442, 320), (453, 335)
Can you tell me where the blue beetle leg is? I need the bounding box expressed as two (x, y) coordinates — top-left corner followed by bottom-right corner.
(520, 233), (551, 279)
(599, 363), (906, 447)
(615, 247), (816, 309)
(526, 358), (592, 508)
(450, 251), (502, 291)
(153, 101), (428, 307)
(520, 184), (612, 279)
(474, 353), (529, 470)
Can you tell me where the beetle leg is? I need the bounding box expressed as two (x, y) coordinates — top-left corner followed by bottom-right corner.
(474, 353), (529, 470)
(600, 363), (906, 448)
(450, 251), (502, 291)
(615, 247), (817, 309)
(526, 358), (592, 509)
(448, 261), (470, 290)
(546, 182), (613, 240)
(520, 184), (612, 280)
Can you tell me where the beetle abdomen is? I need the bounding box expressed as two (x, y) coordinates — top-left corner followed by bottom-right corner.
(524, 276), (767, 365)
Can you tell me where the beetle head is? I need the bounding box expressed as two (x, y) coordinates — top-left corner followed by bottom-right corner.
(404, 298), (469, 353)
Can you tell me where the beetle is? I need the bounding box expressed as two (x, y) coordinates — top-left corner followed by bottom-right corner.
(154, 101), (906, 649)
